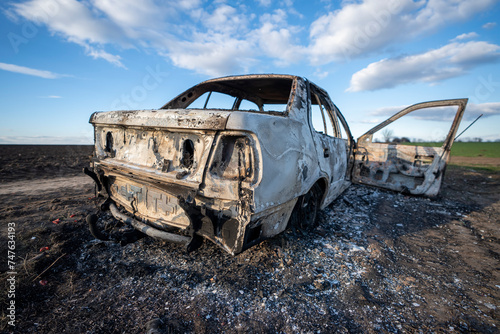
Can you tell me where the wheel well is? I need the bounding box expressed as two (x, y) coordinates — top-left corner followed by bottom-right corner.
(313, 177), (328, 206)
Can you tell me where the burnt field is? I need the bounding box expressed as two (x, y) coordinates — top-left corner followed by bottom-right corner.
(1, 145), (499, 333)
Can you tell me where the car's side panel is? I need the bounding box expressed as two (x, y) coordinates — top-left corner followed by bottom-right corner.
(352, 143), (448, 197)
(307, 84), (351, 208)
(318, 136), (351, 207)
(224, 105), (321, 214)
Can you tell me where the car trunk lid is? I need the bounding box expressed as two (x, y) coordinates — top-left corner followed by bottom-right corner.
(89, 108), (233, 228)
(90, 108), (232, 185)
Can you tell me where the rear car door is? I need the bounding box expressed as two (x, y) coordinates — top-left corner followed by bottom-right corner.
(352, 99), (467, 197)
(309, 85), (351, 205)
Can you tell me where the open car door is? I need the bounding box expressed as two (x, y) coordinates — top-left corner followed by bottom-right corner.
(352, 99), (467, 197)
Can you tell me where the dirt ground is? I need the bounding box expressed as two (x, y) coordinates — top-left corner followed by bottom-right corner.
(1, 145), (499, 333)
(450, 156), (500, 169)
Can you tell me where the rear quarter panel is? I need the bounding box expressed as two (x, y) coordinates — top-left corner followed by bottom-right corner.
(225, 110), (321, 215)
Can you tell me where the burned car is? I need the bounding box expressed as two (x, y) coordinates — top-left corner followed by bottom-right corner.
(84, 74), (467, 254)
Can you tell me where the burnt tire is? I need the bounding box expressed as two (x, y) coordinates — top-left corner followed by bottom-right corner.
(291, 183), (322, 231)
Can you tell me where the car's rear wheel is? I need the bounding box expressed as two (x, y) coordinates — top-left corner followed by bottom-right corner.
(290, 183), (322, 231)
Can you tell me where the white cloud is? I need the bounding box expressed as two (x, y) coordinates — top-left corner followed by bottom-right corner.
(451, 32), (479, 41)
(10, 0), (130, 68)
(200, 4), (250, 35)
(252, 10), (305, 66)
(6, 0), (499, 76)
(347, 41), (500, 92)
(482, 22), (497, 29)
(0, 62), (64, 79)
(40, 95), (62, 98)
(176, 0), (202, 10)
(84, 45), (127, 69)
(370, 105), (405, 117)
(165, 4), (308, 74)
(91, 0), (171, 30)
(255, 24), (304, 65)
(465, 102), (500, 120)
(8, 1), (257, 73)
(370, 102), (500, 122)
(313, 69), (329, 79)
(11, 0), (124, 45)
(256, 0), (272, 6)
(166, 35), (255, 76)
(411, 0), (495, 26)
(308, 0), (497, 64)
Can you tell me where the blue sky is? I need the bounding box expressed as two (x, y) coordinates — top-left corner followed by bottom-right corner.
(1, 0), (499, 144)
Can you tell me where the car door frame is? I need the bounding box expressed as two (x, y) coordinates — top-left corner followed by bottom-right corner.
(307, 83), (353, 207)
(352, 98), (468, 197)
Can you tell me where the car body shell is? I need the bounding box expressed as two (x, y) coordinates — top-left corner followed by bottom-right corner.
(86, 74), (467, 254)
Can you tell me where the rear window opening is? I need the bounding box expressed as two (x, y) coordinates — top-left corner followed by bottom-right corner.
(162, 77), (294, 114)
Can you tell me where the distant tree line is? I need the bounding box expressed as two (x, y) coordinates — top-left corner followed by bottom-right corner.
(374, 129), (499, 143)
(375, 129), (411, 143)
(455, 137), (500, 142)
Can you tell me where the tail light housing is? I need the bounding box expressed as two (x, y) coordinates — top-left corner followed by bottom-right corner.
(202, 133), (260, 201)
(209, 135), (254, 182)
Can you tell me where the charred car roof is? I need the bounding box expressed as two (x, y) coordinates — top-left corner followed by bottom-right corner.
(161, 74), (298, 111)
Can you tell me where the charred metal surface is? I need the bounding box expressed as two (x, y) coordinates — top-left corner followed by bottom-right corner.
(91, 109), (229, 130)
(352, 144), (445, 196)
(109, 203), (190, 244)
(353, 99), (467, 197)
(85, 75), (467, 254)
(86, 214), (109, 241)
(86, 211), (145, 246)
(161, 74), (296, 114)
(83, 167), (102, 191)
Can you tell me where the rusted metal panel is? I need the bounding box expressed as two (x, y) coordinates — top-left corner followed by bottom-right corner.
(90, 109), (230, 130)
(93, 126), (216, 186)
(352, 143), (447, 196)
(108, 176), (191, 229)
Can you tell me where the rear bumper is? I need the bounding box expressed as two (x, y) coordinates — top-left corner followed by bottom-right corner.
(84, 166), (252, 254)
(109, 203), (190, 244)
(85, 164), (295, 254)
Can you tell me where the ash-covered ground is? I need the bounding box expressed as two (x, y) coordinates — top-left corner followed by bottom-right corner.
(0, 145), (499, 333)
